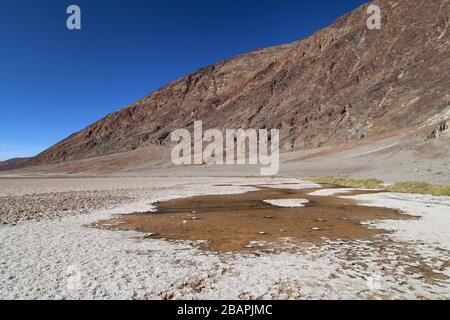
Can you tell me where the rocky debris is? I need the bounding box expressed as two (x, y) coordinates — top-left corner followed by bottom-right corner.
(429, 120), (450, 139)
(0, 190), (133, 225)
(24, 0), (450, 170)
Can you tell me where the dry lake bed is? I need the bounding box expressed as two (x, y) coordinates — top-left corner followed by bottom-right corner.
(0, 177), (449, 299)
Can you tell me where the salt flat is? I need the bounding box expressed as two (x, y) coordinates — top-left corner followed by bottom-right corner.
(0, 177), (449, 299)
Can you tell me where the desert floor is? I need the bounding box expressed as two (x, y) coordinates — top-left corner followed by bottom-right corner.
(0, 177), (449, 299)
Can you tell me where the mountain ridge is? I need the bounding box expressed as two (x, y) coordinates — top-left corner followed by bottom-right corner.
(24, 0), (450, 169)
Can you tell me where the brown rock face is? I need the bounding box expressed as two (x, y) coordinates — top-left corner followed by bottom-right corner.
(27, 0), (450, 167)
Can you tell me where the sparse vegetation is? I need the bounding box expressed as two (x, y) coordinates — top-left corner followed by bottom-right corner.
(308, 177), (450, 197)
(387, 182), (450, 197)
(308, 177), (384, 189)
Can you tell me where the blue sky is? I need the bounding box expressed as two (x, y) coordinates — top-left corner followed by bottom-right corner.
(0, 0), (369, 160)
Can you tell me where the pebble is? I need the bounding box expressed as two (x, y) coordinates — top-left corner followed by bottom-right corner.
(142, 233), (157, 239)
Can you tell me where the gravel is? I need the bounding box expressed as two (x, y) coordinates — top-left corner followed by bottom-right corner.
(0, 190), (134, 224)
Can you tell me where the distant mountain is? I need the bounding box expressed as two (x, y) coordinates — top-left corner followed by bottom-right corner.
(0, 158), (31, 171)
(26, 0), (450, 168)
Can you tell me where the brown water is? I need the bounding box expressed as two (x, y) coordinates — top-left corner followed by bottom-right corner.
(94, 186), (414, 252)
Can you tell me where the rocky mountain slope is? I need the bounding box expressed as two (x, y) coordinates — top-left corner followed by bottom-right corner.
(25, 0), (450, 168)
(0, 158), (31, 172)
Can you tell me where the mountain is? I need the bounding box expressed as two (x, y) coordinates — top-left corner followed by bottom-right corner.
(0, 158), (32, 172)
(25, 0), (450, 170)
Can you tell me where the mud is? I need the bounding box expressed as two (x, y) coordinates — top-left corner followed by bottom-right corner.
(94, 186), (415, 252)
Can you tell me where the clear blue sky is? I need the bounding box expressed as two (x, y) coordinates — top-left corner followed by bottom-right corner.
(0, 0), (369, 160)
